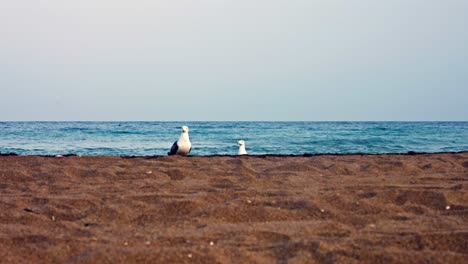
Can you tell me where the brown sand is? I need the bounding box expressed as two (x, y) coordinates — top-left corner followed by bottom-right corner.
(0, 153), (467, 263)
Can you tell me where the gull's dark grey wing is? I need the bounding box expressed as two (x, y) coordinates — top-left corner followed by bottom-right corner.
(168, 141), (178, 155)
(188, 146), (192, 154)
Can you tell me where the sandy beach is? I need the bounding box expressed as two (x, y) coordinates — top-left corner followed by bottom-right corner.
(0, 153), (467, 263)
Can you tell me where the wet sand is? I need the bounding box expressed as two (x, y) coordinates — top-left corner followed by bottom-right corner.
(0, 153), (467, 263)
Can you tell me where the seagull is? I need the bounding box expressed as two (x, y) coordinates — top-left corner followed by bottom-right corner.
(168, 126), (192, 156)
(237, 140), (247, 155)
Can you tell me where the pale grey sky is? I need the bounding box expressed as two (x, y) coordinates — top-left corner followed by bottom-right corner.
(1, 0), (467, 121)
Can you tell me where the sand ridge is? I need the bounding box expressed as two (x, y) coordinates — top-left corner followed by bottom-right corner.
(0, 153), (467, 263)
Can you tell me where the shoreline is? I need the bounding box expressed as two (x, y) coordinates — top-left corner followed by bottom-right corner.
(1, 150), (467, 158)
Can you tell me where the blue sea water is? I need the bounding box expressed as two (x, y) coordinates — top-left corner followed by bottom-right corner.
(0, 122), (467, 156)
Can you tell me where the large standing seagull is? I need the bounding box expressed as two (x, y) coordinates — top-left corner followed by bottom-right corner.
(168, 126), (192, 156)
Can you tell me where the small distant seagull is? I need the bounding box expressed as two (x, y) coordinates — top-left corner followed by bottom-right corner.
(168, 126), (192, 156)
(237, 140), (247, 155)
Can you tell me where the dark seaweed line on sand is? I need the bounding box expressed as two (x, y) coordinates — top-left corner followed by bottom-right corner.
(1, 151), (467, 158)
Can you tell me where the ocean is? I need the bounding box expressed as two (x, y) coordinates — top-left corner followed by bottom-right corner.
(0, 122), (467, 156)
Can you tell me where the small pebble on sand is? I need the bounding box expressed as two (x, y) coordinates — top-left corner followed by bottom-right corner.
(146, 171), (152, 174)
(446, 205), (451, 210)
(320, 209), (325, 213)
(209, 241), (214, 246)
(247, 200), (252, 204)
(145, 241), (151, 245)
(124, 242), (128, 246)
(188, 253), (192, 258)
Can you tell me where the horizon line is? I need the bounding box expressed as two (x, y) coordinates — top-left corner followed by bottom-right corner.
(1, 120), (467, 123)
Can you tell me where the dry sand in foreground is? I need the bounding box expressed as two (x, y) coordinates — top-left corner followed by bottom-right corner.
(0, 153), (467, 263)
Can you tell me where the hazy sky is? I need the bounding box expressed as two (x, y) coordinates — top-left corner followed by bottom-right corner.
(1, 1), (467, 121)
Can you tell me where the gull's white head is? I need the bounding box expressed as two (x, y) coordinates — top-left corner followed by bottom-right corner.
(181, 126), (189, 133)
(237, 140), (245, 146)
